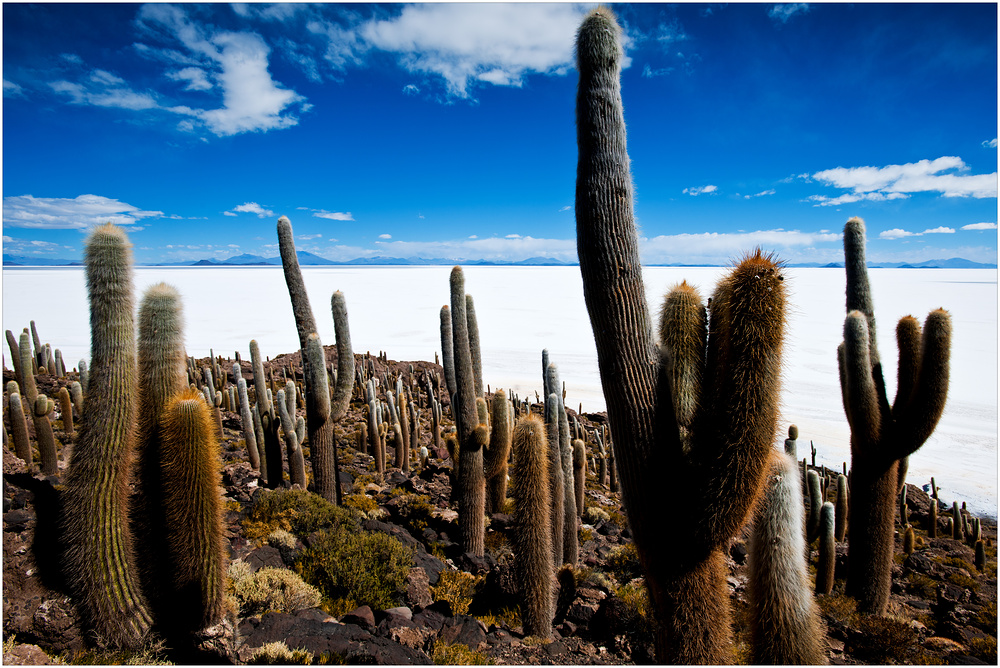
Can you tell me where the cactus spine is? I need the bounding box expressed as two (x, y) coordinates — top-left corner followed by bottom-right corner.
(62, 223), (152, 648)
(251, 339), (283, 487)
(18, 330), (38, 407)
(510, 413), (553, 638)
(158, 388), (226, 633)
(6, 330), (24, 390)
(440, 306), (457, 401)
(33, 395), (59, 475)
(449, 266), (486, 556)
(574, 9), (787, 661)
(807, 469), (822, 542)
(838, 217), (951, 615)
(484, 389), (512, 514)
(748, 453), (826, 664)
(817, 502), (836, 595)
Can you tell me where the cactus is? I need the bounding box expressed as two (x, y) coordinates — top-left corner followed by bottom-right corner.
(903, 526), (915, 555)
(784, 424), (798, 459)
(58, 386), (74, 436)
(440, 306), (457, 401)
(448, 266), (486, 556)
(61, 223), (152, 648)
(510, 413), (553, 639)
(78, 359), (89, 394)
(276, 384), (307, 488)
(544, 390), (564, 570)
(557, 378), (578, 567)
(748, 453), (826, 664)
(928, 499), (938, 538)
(835, 474), (848, 541)
(55, 349), (66, 377)
(899, 485), (909, 527)
(484, 389), (512, 514)
(573, 439), (586, 520)
(817, 502), (836, 595)
(975, 539), (986, 572)
(251, 340), (284, 488)
(6, 329), (24, 390)
(837, 217), (951, 615)
(951, 502), (963, 541)
(806, 469), (822, 542)
(574, 9), (787, 661)
(18, 330), (38, 407)
(658, 282), (706, 450)
(158, 388), (226, 634)
(236, 377), (261, 470)
(277, 217), (354, 503)
(8, 392), (32, 465)
(30, 320), (42, 370)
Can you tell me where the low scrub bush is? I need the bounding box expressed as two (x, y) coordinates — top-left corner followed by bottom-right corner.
(430, 570), (481, 616)
(247, 642), (313, 665)
(605, 543), (642, 584)
(431, 641), (491, 665)
(243, 488), (359, 543)
(228, 560), (322, 616)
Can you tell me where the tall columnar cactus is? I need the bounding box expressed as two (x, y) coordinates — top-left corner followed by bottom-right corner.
(817, 502), (836, 595)
(7, 329), (24, 390)
(277, 216), (354, 503)
(835, 474), (848, 541)
(556, 376), (578, 566)
(465, 294), (484, 399)
(748, 453), (826, 664)
(928, 499), (938, 538)
(133, 283), (188, 615)
(484, 389), (512, 514)
(510, 413), (553, 639)
(78, 359), (89, 394)
(544, 390), (564, 570)
(69, 381), (84, 417)
(837, 216), (951, 615)
(158, 388), (226, 634)
(276, 382), (307, 488)
(658, 282), (706, 450)
(574, 9), (787, 662)
(573, 439), (586, 519)
(449, 266), (486, 556)
(784, 424), (798, 459)
(58, 386), (74, 436)
(440, 306), (457, 401)
(62, 223), (152, 648)
(251, 339), (283, 487)
(19, 330), (38, 407)
(30, 320), (43, 370)
(32, 396), (57, 475)
(235, 372), (261, 470)
(807, 469), (822, 542)
(7, 393), (32, 465)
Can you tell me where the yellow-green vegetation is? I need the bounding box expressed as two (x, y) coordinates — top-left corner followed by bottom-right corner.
(947, 571), (980, 590)
(247, 642), (314, 665)
(267, 528), (298, 552)
(579, 527), (594, 543)
(62, 642), (172, 665)
(430, 570), (481, 616)
(582, 504), (609, 525)
(431, 640), (492, 665)
(967, 636), (998, 664)
(905, 572), (938, 599)
(938, 555), (978, 572)
(483, 530), (509, 555)
(295, 528), (413, 613)
(605, 543), (642, 584)
(849, 616), (920, 664)
(498, 498), (515, 515)
(342, 493), (382, 519)
(228, 560), (322, 615)
(392, 493), (436, 535)
(224, 499), (242, 514)
(973, 601), (996, 632)
(815, 593), (857, 626)
(242, 488), (360, 544)
(474, 607), (521, 630)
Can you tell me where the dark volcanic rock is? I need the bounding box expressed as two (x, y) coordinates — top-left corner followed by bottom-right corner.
(244, 545), (285, 571)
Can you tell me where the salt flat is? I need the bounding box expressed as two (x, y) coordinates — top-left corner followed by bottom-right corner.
(2, 264), (996, 517)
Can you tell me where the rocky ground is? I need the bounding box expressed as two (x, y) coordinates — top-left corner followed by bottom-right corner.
(3, 351), (997, 665)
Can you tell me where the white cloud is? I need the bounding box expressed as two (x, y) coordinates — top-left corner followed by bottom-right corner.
(378, 233), (392, 239)
(357, 3), (592, 98)
(983, 138), (998, 148)
(807, 191), (909, 207)
(363, 235), (578, 263)
(506, 234), (522, 239)
(223, 211), (237, 217)
(2, 237), (75, 255)
(559, 205), (572, 212)
(880, 226), (956, 240)
(656, 19), (689, 44)
(3, 79), (25, 98)
(683, 185), (718, 196)
(312, 210), (354, 221)
(468, 235), (478, 239)
(230, 202), (275, 218)
(642, 64), (674, 78)
(167, 66), (213, 91)
(402, 84), (420, 95)
(768, 4), (811, 23)
(639, 228), (841, 265)
(962, 222), (998, 231)
(3, 194), (163, 229)
(811, 156), (997, 202)
(744, 189), (776, 199)
(50, 72), (159, 110)
(297, 234), (323, 240)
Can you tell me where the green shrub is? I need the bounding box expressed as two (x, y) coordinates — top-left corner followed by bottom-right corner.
(431, 641), (492, 665)
(968, 637), (998, 664)
(605, 543), (642, 584)
(295, 529), (413, 612)
(849, 616), (918, 663)
(392, 493), (436, 535)
(247, 642), (313, 665)
(905, 572), (939, 599)
(430, 570), (481, 616)
(582, 505), (609, 525)
(243, 489), (360, 543)
(228, 560), (322, 616)
(342, 493), (382, 519)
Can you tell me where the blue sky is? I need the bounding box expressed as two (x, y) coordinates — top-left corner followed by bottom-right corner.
(3, 2), (997, 265)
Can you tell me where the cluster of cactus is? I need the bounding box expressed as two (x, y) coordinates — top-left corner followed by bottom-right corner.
(837, 216), (951, 615)
(573, 8), (792, 662)
(543, 355), (578, 567)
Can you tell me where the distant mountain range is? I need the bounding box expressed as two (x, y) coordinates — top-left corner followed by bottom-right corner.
(3, 252), (995, 269)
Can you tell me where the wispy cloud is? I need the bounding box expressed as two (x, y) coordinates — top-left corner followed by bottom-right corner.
(2, 236), (76, 256)
(683, 185), (718, 196)
(744, 189), (776, 199)
(378, 233), (392, 240)
(3, 194), (163, 229)
(229, 202), (275, 218)
(880, 226), (956, 240)
(3, 79), (25, 98)
(312, 210), (354, 221)
(364, 235), (578, 263)
(50, 69), (159, 110)
(983, 138), (998, 149)
(642, 64), (674, 78)
(808, 156), (997, 205)
(297, 234), (323, 240)
(768, 4), (811, 24)
(962, 222), (998, 231)
(639, 228), (841, 264)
